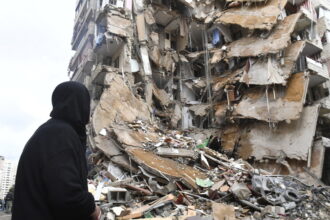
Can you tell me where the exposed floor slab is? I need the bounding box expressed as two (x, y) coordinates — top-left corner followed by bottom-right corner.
(216, 0), (287, 30)
(227, 13), (302, 57)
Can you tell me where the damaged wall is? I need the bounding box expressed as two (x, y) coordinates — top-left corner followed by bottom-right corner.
(238, 105), (320, 161)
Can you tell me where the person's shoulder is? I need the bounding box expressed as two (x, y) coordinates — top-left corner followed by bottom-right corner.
(27, 119), (80, 156)
(28, 119), (79, 147)
(37, 119), (76, 136)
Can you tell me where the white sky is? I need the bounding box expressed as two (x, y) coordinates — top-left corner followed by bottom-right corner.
(0, 0), (76, 160)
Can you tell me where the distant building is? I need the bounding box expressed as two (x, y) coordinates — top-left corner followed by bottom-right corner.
(0, 158), (17, 199)
(68, 0), (98, 84)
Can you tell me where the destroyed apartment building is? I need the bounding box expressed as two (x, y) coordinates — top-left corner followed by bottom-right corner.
(68, 0), (330, 219)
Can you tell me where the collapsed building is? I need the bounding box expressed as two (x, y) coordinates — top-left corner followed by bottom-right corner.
(69, 0), (330, 219)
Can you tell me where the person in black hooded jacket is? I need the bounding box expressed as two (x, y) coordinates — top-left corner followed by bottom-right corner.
(12, 82), (101, 220)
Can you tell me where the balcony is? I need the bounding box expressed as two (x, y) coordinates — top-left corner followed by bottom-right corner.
(94, 32), (124, 57)
(302, 39), (323, 57)
(93, 8), (131, 58)
(316, 95), (330, 115)
(95, 7), (132, 38)
(295, 8), (317, 33)
(71, 50), (95, 83)
(74, 0), (90, 24)
(70, 25), (95, 68)
(307, 57), (330, 87)
(97, 0), (125, 11)
(72, 7), (94, 50)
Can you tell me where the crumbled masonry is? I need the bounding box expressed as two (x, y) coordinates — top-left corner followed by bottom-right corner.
(70, 0), (330, 219)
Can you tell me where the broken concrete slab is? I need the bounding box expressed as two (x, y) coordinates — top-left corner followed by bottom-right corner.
(140, 46), (153, 75)
(210, 50), (224, 64)
(94, 135), (122, 157)
(240, 41), (306, 85)
(252, 148), (326, 185)
(113, 128), (159, 147)
(238, 105), (320, 161)
(240, 57), (285, 85)
(215, 102), (228, 124)
(126, 147), (207, 190)
(136, 13), (147, 42)
(213, 69), (241, 92)
(227, 13), (302, 57)
(92, 73), (151, 134)
(212, 202), (236, 220)
(97, 7), (133, 38)
(221, 125), (240, 154)
(230, 182), (251, 200)
(111, 155), (139, 173)
(189, 104), (210, 116)
(216, 0), (287, 30)
(152, 83), (172, 106)
(119, 194), (177, 220)
(156, 148), (196, 158)
(144, 7), (156, 25)
(235, 72), (309, 122)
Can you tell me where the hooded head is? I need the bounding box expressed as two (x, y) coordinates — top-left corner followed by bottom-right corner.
(50, 82), (90, 143)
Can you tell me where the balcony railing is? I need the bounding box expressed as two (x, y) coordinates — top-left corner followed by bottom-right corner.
(74, 0), (90, 23)
(307, 57), (330, 87)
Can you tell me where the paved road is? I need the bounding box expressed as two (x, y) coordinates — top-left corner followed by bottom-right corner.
(0, 212), (11, 220)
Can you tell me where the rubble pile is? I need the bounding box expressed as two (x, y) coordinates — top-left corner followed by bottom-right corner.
(87, 124), (330, 219)
(68, 0), (330, 219)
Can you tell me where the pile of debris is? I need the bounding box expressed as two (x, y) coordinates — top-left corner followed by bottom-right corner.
(68, 0), (330, 219)
(87, 122), (330, 219)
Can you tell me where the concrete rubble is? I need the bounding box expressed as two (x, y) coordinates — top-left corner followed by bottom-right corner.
(69, 0), (330, 219)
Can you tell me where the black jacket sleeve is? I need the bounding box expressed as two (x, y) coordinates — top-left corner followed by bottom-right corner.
(42, 148), (95, 219)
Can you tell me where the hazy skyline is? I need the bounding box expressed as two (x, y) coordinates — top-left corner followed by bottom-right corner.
(0, 0), (76, 160)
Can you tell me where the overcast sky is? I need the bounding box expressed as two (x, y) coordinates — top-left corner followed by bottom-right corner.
(0, 0), (76, 160)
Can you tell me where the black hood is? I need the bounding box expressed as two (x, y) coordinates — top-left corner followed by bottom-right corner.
(50, 82), (90, 144)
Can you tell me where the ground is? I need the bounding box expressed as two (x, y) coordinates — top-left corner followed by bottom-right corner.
(0, 212), (11, 220)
